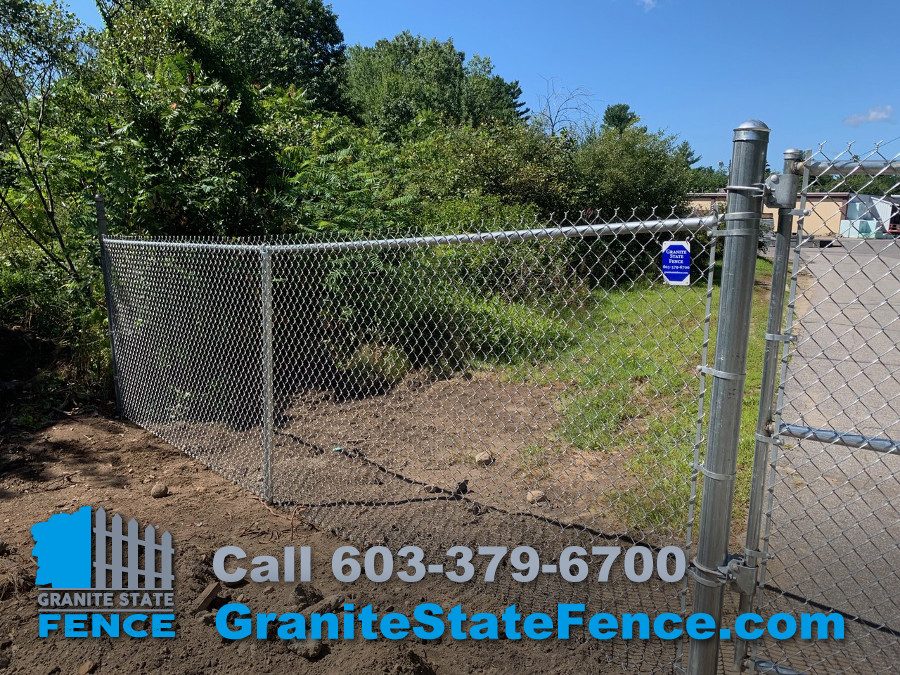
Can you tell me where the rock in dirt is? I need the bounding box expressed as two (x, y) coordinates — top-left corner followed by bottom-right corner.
(526, 490), (547, 504)
(150, 482), (169, 498)
(77, 662), (97, 675)
(291, 640), (330, 661)
(194, 581), (220, 613)
(0, 540), (9, 557)
(301, 594), (343, 619)
(474, 451), (494, 466)
(293, 583), (324, 610)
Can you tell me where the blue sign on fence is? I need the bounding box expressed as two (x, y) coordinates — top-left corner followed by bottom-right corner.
(662, 241), (691, 285)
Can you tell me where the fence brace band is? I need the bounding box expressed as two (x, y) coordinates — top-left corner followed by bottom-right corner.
(764, 332), (796, 343)
(690, 558), (729, 587)
(697, 365), (746, 382)
(754, 431), (782, 446)
(697, 463), (736, 484)
(724, 183), (766, 196)
(711, 228), (760, 239)
(722, 211), (762, 222)
(743, 547), (768, 564)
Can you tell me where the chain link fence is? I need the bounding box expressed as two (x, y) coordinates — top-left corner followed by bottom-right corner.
(102, 211), (720, 670)
(100, 125), (900, 673)
(747, 142), (900, 673)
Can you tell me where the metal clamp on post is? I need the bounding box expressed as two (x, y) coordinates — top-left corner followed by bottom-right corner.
(697, 463), (735, 485)
(754, 431), (782, 447)
(742, 547), (768, 565)
(725, 556), (758, 596)
(697, 365), (745, 382)
(690, 558), (730, 588)
(724, 183), (766, 197)
(692, 554), (758, 595)
(722, 211), (761, 222)
(763, 172), (800, 209)
(710, 228), (759, 239)
(764, 332), (796, 343)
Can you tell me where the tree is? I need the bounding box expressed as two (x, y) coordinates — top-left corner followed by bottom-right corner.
(532, 78), (594, 136)
(182, 0), (346, 111)
(397, 116), (574, 215)
(687, 164), (729, 193)
(86, 0), (286, 236)
(601, 103), (639, 134)
(572, 124), (692, 216)
(343, 32), (526, 137)
(463, 55), (529, 124)
(0, 0), (93, 287)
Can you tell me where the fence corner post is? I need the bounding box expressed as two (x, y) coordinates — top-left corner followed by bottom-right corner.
(687, 120), (769, 675)
(96, 190), (123, 418)
(260, 246), (275, 504)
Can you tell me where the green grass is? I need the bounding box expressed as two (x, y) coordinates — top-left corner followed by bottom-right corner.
(500, 257), (773, 537)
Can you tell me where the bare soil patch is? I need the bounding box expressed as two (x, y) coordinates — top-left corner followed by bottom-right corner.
(0, 414), (684, 674)
(273, 370), (644, 537)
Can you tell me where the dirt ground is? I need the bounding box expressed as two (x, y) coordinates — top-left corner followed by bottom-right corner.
(0, 414), (686, 674)
(272, 370), (648, 536)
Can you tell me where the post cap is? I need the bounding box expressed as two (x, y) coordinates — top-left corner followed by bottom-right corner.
(734, 119), (770, 141)
(783, 148), (803, 160)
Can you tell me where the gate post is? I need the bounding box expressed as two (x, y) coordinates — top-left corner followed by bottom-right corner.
(688, 121), (769, 675)
(260, 247), (275, 503)
(733, 148), (802, 669)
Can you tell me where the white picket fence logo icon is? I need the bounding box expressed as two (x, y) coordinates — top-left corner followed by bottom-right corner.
(93, 507), (174, 590)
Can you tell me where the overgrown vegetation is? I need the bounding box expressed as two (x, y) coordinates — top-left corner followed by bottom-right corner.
(1, 0), (721, 426)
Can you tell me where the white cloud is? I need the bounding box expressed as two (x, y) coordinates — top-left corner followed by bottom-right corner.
(843, 105), (894, 127)
(637, 0), (658, 10)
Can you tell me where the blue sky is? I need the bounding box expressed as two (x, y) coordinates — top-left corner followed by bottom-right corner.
(65, 0), (898, 165)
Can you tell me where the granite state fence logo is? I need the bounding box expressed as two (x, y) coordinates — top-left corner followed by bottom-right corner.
(31, 506), (176, 638)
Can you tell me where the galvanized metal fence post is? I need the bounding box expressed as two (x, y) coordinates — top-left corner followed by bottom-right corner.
(733, 148), (802, 670)
(96, 191), (123, 418)
(260, 247), (275, 503)
(688, 120), (769, 675)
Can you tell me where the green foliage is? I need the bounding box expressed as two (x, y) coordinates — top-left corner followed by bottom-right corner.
(335, 343), (412, 394)
(572, 125), (692, 217)
(809, 171), (898, 195)
(343, 32), (526, 137)
(398, 118), (574, 213)
(688, 164), (729, 192)
(601, 103), (639, 134)
(178, 0), (345, 110)
(88, 2), (283, 235)
(0, 0), (703, 422)
(263, 90), (412, 235)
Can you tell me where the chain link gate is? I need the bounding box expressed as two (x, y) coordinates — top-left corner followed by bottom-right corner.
(738, 141), (900, 673)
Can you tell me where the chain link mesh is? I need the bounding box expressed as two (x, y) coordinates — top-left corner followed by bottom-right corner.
(752, 143), (900, 673)
(103, 210), (718, 670)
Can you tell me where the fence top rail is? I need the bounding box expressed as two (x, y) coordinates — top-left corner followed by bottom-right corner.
(101, 214), (720, 254)
(799, 158), (900, 177)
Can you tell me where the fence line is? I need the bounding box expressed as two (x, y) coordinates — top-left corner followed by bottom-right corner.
(102, 208), (721, 671)
(100, 214), (718, 253)
(98, 124), (900, 673)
